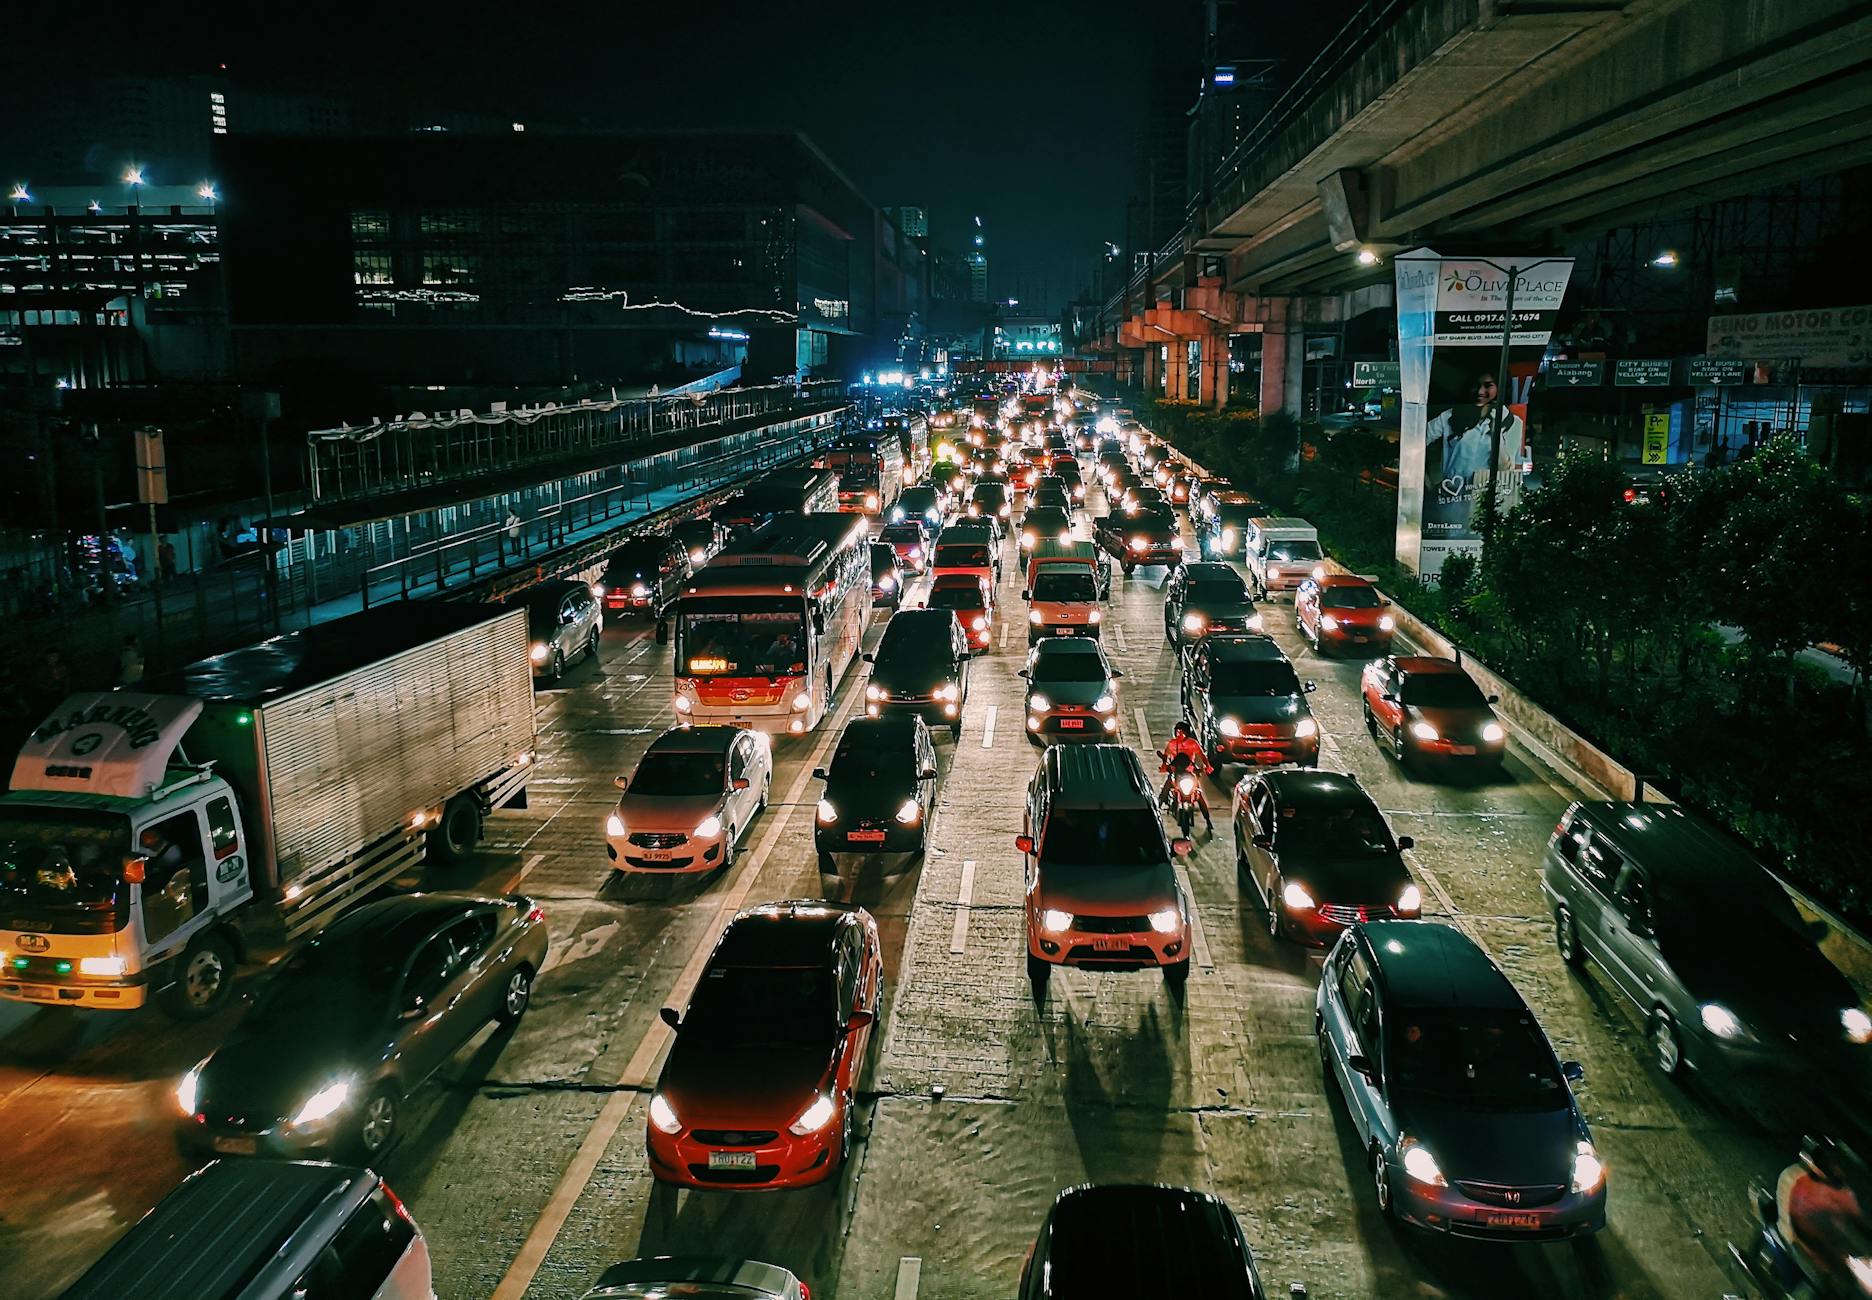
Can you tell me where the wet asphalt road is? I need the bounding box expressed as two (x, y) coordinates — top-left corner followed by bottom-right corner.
(0, 482), (1827, 1299)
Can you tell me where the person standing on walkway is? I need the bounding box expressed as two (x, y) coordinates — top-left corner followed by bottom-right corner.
(158, 538), (178, 584)
(119, 634), (145, 687)
(504, 508), (523, 559)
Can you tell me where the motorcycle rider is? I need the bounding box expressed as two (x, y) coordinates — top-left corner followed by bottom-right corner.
(1158, 720), (1214, 831)
(1776, 1135), (1872, 1298)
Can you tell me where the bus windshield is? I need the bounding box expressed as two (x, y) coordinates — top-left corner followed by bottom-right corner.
(0, 806), (131, 921)
(679, 601), (809, 677)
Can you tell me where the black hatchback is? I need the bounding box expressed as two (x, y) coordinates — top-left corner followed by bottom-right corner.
(813, 715), (940, 871)
(1020, 1184), (1267, 1299)
(864, 608), (971, 739)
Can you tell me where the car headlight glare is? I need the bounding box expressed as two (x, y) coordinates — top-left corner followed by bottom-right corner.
(792, 690), (813, 711)
(817, 799), (837, 824)
(1311, 565), (1325, 580)
(1400, 1138), (1446, 1186)
(693, 814), (723, 839)
(672, 694), (692, 713)
(1129, 537), (1146, 551)
(1218, 717), (1241, 737)
(1093, 694), (1115, 713)
(866, 684), (885, 702)
(1170, 536), (1184, 549)
(1268, 567), (1282, 581)
(789, 1092), (838, 1136)
(1282, 880), (1315, 910)
(1410, 720), (1439, 741)
(878, 575), (896, 591)
(690, 548), (707, 563)
(1295, 718), (1318, 739)
(1320, 614), (1340, 631)
(1220, 528), (1236, 547)
(895, 798), (922, 825)
(291, 1079), (352, 1128)
(79, 955), (126, 977)
(1028, 693), (1051, 713)
(1176, 774), (1195, 795)
(176, 1065), (202, 1116)
(1571, 1141), (1606, 1194)
(1087, 608), (1101, 623)
(971, 616), (987, 631)
(649, 1092), (683, 1134)
(1844, 1007), (1872, 1044)
(530, 643), (550, 663)
(1029, 608), (1044, 624)
(606, 812), (626, 837)
(1482, 721), (1506, 744)
(631, 582), (649, 598)
(1149, 908), (1180, 935)
(1379, 614), (1396, 632)
(1182, 613), (1205, 632)
(1700, 1002), (1749, 1039)
(1040, 908), (1073, 933)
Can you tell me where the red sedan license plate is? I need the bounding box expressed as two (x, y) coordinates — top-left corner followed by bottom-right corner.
(848, 830), (887, 843)
(1057, 717), (1084, 729)
(708, 1151), (757, 1170)
(213, 1136), (257, 1155)
(1485, 1212), (1540, 1229)
(1450, 744), (1477, 755)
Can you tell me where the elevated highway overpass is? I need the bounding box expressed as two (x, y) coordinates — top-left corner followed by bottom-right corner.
(1091, 0), (1872, 410)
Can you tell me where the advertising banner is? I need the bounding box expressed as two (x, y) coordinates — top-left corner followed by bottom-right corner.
(1705, 305), (1872, 368)
(1394, 251), (1573, 579)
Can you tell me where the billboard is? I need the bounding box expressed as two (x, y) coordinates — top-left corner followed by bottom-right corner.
(1394, 251), (1573, 579)
(1705, 305), (1872, 368)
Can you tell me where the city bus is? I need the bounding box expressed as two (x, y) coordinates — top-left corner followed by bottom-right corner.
(823, 434), (905, 516)
(714, 467), (841, 533)
(672, 513), (872, 735)
(878, 412), (930, 482)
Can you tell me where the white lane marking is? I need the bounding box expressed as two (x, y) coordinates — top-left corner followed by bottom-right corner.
(1175, 864), (1215, 970)
(491, 678), (862, 1300)
(1000, 615), (1011, 650)
(895, 1257), (923, 1300)
(1112, 623), (1129, 653)
(502, 852), (547, 893)
(541, 918), (617, 975)
(981, 704), (998, 749)
(1132, 707), (1154, 755)
(950, 860), (977, 954)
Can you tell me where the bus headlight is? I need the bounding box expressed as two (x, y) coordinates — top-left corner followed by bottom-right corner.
(672, 694), (693, 713)
(1087, 608), (1101, 624)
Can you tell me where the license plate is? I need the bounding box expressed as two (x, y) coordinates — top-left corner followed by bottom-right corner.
(708, 1150), (757, 1170)
(1057, 717), (1084, 729)
(1450, 745), (1477, 755)
(213, 1136), (257, 1155)
(848, 830), (887, 843)
(1057, 627), (1075, 635)
(1092, 936), (1126, 951)
(1485, 1212), (1540, 1229)
(639, 848), (675, 861)
(20, 985), (55, 1000)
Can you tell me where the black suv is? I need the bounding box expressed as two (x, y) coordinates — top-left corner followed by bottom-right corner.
(1163, 561), (1260, 645)
(864, 608), (971, 739)
(1181, 634), (1319, 770)
(814, 715), (940, 871)
(602, 535), (690, 617)
(1020, 1184), (1267, 1298)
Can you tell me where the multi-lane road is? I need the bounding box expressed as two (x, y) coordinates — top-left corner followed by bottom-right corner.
(1, 482), (1818, 1298)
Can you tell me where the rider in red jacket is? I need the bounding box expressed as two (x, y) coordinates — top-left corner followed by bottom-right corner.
(1159, 720), (1214, 831)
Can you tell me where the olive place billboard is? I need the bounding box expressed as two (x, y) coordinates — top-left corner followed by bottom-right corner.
(1394, 251), (1573, 579)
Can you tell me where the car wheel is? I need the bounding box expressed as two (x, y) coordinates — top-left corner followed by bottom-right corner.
(1266, 884), (1285, 940)
(159, 931), (237, 1019)
(1363, 701), (1378, 736)
(1372, 1145), (1395, 1219)
(1317, 1020), (1336, 1085)
(1391, 724), (1408, 765)
(718, 828), (735, 873)
(356, 1087), (399, 1161)
(1650, 1008), (1685, 1078)
(549, 648), (565, 683)
(586, 628), (601, 663)
(496, 966), (533, 1025)
(951, 720), (963, 740)
(1026, 952), (1050, 988)
(817, 850), (836, 874)
(1554, 906), (1584, 969)
(756, 773), (771, 814)
(1164, 957), (1190, 987)
(838, 1099), (855, 1166)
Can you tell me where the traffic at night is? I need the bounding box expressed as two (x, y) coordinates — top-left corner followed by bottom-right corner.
(3, 3), (1871, 1298)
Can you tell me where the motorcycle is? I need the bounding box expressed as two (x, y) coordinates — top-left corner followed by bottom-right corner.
(1730, 1137), (1872, 1299)
(1159, 750), (1204, 839)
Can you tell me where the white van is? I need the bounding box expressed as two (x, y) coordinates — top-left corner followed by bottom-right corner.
(64, 1160), (432, 1300)
(1243, 516), (1323, 597)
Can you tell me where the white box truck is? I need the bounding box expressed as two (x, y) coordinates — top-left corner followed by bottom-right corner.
(0, 604), (536, 1019)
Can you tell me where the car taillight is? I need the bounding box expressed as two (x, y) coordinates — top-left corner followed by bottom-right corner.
(381, 1180), (417, 1225)
(526, 905), (545, 925)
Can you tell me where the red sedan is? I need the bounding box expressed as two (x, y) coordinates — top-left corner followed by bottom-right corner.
(647, 902), (882, 1190)
(1361, 655), (1506, 770)
(1296, 574), (1396, 655)
(929, 572), (994, 653)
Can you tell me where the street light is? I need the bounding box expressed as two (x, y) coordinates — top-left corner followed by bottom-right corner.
(8, 183), (28, 203)
(1650, 250), (1678, 268)
(197, 182), (218, 202)
(123, 166), (144, 187)
(1357, 248), (1380, 267)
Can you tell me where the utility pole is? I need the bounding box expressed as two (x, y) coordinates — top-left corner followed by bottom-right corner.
(1481, 268), (1517, 560)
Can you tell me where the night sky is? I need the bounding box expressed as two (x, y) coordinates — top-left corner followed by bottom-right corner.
(10, 0), (1356, 314)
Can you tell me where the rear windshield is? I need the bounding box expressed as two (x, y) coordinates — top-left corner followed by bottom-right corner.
(880, 525), (924, 544)
(1386, 1009), (1567, 1112)
(1040, 808), (1166, 867)
(1031, 570), (1097, 601)
(1401, 673), (1487, 709)
(1320, 585), (1382, 609)
(935, 544), (990, 568)
(1211, 660), (1299, 696)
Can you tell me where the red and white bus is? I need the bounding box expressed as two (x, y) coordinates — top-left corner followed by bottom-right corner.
(823, 434), (905, 517)
(672, 513), (871, 735)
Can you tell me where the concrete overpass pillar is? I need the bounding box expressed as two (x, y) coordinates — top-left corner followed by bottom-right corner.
(1143, 343), (1162, 395)
(1166, 342), (1189, 401)
(1200, 332), (1230, 409)
(1258, 324), (1305, 417)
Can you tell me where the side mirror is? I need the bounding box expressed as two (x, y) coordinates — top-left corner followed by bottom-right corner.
(921, 768), (938, 782)
(1561, 1059), (1585, 1083)
(1304, 681), (1317, 693)
(1111, 669), (1124, 678)
(1014, 834), (1035, 855)
(659, 1006), (682, 1031)
(1016, 669), (1029, 679)
(1171, 837), (1194, 856)
(1487, 693), (1500, 704)
(1347, 1053), (1377, 1083)
(1752, 1180), (1779, 1227)
(613, 775), (629, 790)
(1252, 833), (1272, 849)
(812, 767), (828, 780)
(1396, 835), (1415, 850)
(862, 652), (874, 663)
(732, 776), (751, 791)
(1020, 589), (1031, 599)
(846, 1009), (875, 1033)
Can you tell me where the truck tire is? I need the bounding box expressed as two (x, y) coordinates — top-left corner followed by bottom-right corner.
(429, 793), (483, 867)
(159, 931), (237, 1019)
